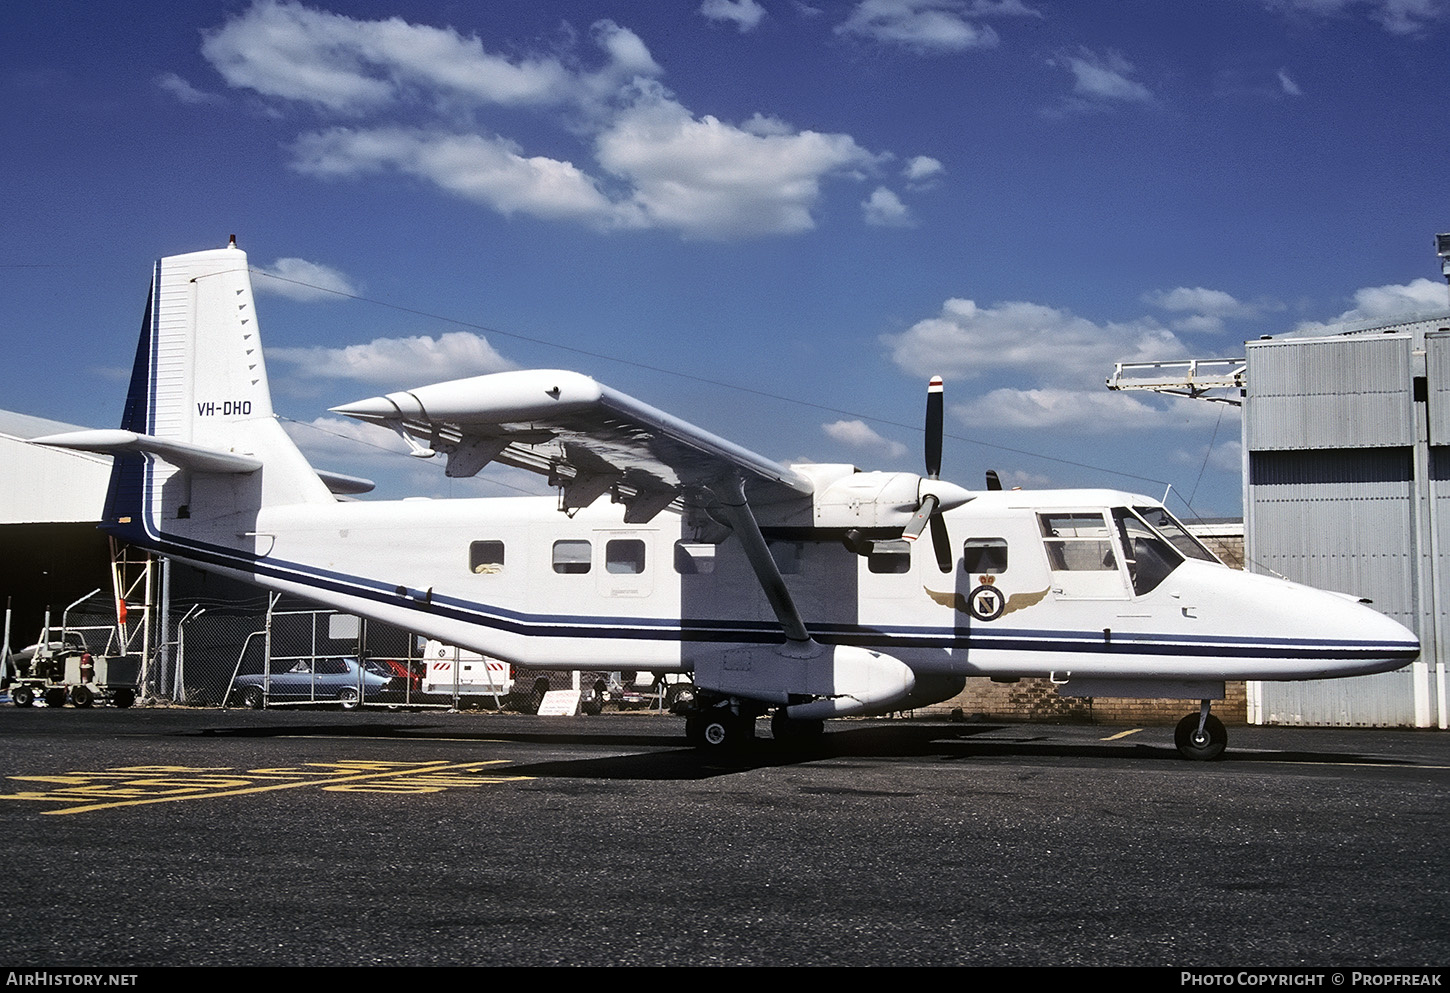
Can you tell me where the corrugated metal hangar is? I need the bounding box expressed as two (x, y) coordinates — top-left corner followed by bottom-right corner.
(0, 411), (114, 643)
(1244, 312), (1450, 729)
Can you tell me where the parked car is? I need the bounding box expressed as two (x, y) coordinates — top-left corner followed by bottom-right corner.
(233, 657), (393, 710)
(362, 658), (422, 703)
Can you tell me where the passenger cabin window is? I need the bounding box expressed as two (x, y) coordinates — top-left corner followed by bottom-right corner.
(1039, 513), (1117, 571)
(605, 539), (647, 575)
(867, 539), (912, 574)
(552, 540), (591, 574)
(674, 541), (717, 575)
(962, 538), (1008, 574)
(469, 540), (505, 575)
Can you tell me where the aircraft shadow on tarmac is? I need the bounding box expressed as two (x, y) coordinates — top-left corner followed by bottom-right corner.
(187, 719), (1410, 782)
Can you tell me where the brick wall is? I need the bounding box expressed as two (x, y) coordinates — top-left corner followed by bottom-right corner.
(915, 677), (1247, 725)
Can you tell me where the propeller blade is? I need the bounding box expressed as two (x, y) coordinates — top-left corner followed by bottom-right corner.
(902, 491), (938, 542)
(985, 469), (1002, 491)
(929, 512), (952, 573)
(925, 376), (943, 480)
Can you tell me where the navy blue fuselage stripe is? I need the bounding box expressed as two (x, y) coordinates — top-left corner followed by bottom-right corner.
(109, 516), (1416, 664)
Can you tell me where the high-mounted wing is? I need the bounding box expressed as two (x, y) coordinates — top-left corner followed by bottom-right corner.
(331, 370), (815, 521)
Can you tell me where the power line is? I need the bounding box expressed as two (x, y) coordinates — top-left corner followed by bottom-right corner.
(252, 267), (1177, 490)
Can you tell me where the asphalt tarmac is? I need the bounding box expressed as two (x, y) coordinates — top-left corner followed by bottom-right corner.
(0, 705), (1446, 968)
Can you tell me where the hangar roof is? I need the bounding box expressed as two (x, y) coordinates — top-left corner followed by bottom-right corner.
(0, 409), (111, 525)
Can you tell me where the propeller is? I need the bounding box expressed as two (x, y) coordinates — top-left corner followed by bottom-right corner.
(902, 376), (954, 573)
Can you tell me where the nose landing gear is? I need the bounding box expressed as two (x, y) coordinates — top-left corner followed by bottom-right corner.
(1175, 700), (1227, 761)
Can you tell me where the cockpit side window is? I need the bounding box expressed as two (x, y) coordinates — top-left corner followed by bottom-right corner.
(1114, 508), (1182, 595)
(1132, 506), (1221, 564)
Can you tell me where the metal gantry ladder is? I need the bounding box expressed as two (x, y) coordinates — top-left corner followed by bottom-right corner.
(108, 537), (154, 697)
(1106, 357), (1246, 405)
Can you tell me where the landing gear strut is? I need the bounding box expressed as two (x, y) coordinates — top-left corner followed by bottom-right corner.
(1175, 700), (1227, 761)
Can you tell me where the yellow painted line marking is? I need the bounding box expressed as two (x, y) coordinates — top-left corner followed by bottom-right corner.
(2, 759), (532, 816)
(1101, 728), (1143, 740)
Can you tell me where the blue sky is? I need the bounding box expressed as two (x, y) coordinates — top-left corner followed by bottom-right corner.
(4, 0), (1448, 517)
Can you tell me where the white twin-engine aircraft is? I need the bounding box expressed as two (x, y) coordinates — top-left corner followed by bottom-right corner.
(37, 243), (1418, 759)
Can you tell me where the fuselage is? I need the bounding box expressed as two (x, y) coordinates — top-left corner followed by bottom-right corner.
(114, 480), (1420, 687)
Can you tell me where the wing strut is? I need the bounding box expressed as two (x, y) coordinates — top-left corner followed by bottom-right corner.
(705, 475), (815, 651)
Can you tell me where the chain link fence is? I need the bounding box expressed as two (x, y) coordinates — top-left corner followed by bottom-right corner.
(8, 588), (685, 714)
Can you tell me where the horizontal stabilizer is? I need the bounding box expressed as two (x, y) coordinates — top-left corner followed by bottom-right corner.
(31, 429), (262, 474)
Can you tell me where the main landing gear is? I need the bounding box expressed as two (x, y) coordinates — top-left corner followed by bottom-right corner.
(684, 696), (828, 752)
(1175, 700), (1227, 761)
(685, 705), (756, 750)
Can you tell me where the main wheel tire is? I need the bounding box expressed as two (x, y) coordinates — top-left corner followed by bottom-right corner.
(337, 686), (361, 711)
(12, 685), (34, 707)
(581, 682), (606, 716)
(71, 685), (95, 708)
(1175, 713), (1227, 761)
(689, 710), (752, 751)
(241, 686), (265, 710)
(111, 688), (135, 709)
(666, 684), (696, 713)
(44, 687), (68, 708)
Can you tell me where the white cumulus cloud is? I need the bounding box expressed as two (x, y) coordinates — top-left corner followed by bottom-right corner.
(1259, 0), (1440, 36)
(595, 83), (881, 238)
(884, 297), (1187, 383)
(252, 257), (360, 301)
(902, 155), (944, 185)
(155, 72), (223, 106)
(200, 0), (585, 114)
(291, 128), (630, 228)
(823, 419), (908, 458)
(269, 331), (515, 385)
(1143, 287), (1245, 315)
(952, 387), (1182, 433)
(699, 0), (767, 31)
(836, 0), (1002, 52)
(1046, 48), (1154, 114)
(1295, 277), (1450, 331)
(198, 3), (897, 241)
(1141, 286), (1279, 334)
(862, 187), (914, 227)
(881, 294), (1227, 436)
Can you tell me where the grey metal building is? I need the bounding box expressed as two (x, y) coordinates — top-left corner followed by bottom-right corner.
(0, 410), (114, 641)
(1243, 312), (1450, 728)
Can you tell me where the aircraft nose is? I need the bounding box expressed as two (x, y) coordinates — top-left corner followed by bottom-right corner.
(1305, 589), (1419, 675)
(1216, 568), (1420, 678)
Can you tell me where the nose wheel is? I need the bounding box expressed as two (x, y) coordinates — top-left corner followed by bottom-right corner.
(1174, 702), (1227, 761)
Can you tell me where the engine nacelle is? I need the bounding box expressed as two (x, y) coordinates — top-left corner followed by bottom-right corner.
(811, 471), (973, 530)
(693, 643), (916, 718)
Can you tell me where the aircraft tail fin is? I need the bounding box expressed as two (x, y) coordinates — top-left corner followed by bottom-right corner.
(38, 241), (334, 543)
